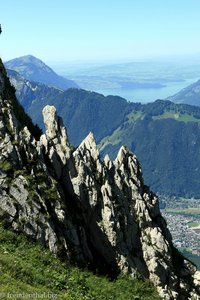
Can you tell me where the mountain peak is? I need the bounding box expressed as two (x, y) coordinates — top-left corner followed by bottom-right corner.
(10, 54), (44, 63)
(5, 55), (79, 90)
(6, 55), (50, 71)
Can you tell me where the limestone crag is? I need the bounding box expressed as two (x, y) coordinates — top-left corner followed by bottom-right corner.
(41, 105), (71, 178)
(0, 58), (200, 299)
(40, 105), (200, 299)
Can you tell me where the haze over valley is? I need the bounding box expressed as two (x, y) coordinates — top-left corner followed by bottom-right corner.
(51, 58), (200, 102)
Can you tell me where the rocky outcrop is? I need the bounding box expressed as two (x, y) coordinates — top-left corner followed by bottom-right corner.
(0, 58), (200, 299)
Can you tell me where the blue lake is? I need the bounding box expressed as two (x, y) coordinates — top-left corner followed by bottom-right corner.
(93, 78), (199, 103)
(52, 60), (200, 104)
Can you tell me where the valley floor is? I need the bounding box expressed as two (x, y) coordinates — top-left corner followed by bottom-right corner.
(161, 197), (200, 269)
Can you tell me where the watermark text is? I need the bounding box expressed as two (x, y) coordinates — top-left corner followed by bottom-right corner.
(0, 292), (57, 299)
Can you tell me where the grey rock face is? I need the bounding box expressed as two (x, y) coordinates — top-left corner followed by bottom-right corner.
(41, 105), (71, 178)
(40, 105), (200, 299)
(0, 59), (200, 299)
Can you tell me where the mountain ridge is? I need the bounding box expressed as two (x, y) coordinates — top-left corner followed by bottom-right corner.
(167, 79), (200, 106)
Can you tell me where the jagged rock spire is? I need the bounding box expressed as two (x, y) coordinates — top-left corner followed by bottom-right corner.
(40, 105), (71, 178)
(39, 105), (200, 299)
(42, 105), (69, 148)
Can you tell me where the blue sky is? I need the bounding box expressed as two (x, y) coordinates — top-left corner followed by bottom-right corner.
(0, 0), (200, 63)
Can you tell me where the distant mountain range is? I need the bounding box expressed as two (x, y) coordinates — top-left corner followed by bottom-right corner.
(168, 79), (200, 106)
(8, 65), (200, 198)
(5, 55), (79, 90)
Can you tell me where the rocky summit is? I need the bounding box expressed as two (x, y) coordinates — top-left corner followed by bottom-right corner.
(0, 58), (200, 299)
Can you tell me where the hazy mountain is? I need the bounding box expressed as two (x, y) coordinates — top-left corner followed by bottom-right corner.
(62, 60), (200, 102)
(168, 79), (200, 106)
(8, 69), (200, 198)
(5, 55), (79, 90)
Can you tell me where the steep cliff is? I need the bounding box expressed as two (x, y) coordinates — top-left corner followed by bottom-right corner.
(0, 58), (200, 299)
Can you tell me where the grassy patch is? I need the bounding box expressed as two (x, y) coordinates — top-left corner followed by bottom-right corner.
(153, 112), (200, 122)
(98, 127), (123, 151)
(165, 208), (200, 216)
(0, 160), (13, 172)
(180, 248), (200, 270)
(188, 221), (200, 228)
(127, 111), (143, 123)
(0, 225), (160, 300)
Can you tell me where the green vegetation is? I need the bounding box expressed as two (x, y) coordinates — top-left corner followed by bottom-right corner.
(180, 248), (200, 270)
(0, 160), (13, 172)
(0, 225), (160, 300)
(27, 88), (138, 144)
(188, 221), (200, 228)
(160, 196), (200, 210)
(153, 111), (200, 122)
(165, 208), (200, 217)
(100, 102), (200, 197)
(127, 111), (143, 123)
(99, 127), (123, 152)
